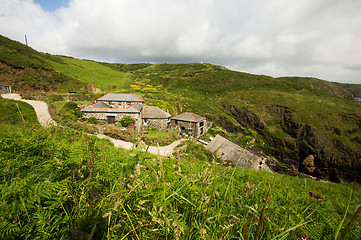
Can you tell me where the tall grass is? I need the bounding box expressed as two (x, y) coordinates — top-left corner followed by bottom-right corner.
(0, 125), (360, 239)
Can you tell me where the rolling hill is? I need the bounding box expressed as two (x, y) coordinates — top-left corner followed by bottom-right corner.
(1, 34), (361, 183)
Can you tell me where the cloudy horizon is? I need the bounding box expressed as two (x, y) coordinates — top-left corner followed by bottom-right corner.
(1, 0), (361, 84)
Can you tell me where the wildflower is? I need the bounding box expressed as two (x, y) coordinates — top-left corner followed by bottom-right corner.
(245, 182), (252, 189)
(300, 237), (309, 240)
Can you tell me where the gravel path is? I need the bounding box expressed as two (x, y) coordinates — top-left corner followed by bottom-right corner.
(2, 93), (184, 156)
(1, 93), (57, 127)
(97, 134), (186, 156)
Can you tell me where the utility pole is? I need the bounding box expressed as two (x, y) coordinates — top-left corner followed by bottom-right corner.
(25, 35), (29, 57)
(93, 72), (96, 89)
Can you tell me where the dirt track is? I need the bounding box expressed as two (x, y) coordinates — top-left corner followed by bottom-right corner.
(1, 93), (57, 127)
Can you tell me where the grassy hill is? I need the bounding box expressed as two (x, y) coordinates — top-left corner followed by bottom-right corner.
(1, 34), (361, 184)
(0, 102), (360, 239)
(335, 82), (361, 98)
(1, 34), (361, 239)
(0, 35), (85, 92)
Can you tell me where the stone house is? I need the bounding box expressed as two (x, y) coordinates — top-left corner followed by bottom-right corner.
(141, 106), (171, 131)
(169, 112), (211, 138)
(81, 93), (170, 131)
(81, 93), (211, 136)
(81, 100), (144, 128)
(0, 84), (12, 94)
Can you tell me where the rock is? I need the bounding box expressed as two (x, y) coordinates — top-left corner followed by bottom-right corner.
(309, 191), (325, 200)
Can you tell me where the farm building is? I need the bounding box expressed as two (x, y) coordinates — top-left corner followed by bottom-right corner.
(141, 106), (171, 131)
(81, 93), (169, 131)
(169, 112), (211, 138)
(0, 84), (12, 94)
(206, 135), (271, 171)
(81, 93), (211, 136)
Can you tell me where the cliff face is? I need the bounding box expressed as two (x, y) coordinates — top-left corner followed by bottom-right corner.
(217, 103), (361, 183)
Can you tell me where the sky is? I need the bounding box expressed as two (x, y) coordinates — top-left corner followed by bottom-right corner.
(1, 0), (361, 84)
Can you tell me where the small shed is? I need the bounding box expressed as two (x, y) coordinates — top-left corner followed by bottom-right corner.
(169, 112), (211, 138)
(141, 106), (171, 131)
(0, 84), (12, 94)
(206, 135), (271, 171)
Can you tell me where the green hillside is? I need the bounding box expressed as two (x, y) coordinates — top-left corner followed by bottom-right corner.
(0, 35), (85, 92)
(1, 34), (361, 239)
(335, 82), (361, 98)
(47, 56), (134, 90)
(1, 34), (361, 184)
(0, 109), (360, 239)
(100, 63), (361, 183)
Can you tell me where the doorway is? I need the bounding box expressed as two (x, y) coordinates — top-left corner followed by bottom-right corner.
(107, 116), (115, 124)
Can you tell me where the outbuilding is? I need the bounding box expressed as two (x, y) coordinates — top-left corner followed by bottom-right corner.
(0, 84), (12, 94)
(141, 106), (171, 131)
(169, 112), (211, 137)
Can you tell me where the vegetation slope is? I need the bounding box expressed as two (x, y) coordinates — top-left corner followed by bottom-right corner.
(1, 96), (361, 239)
(1, 35), (361, 184)
(1, 35), (361, 239)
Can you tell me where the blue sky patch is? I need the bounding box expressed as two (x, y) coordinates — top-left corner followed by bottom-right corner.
(33, 0), (70, 12)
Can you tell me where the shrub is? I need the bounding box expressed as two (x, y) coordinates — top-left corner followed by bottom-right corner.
(87, 117), (98, 124)
(120, 115), (134, 127)
(62, 101), (81, 118)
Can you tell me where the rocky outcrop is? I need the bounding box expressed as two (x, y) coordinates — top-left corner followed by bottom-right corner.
(217, 103), (361, 183)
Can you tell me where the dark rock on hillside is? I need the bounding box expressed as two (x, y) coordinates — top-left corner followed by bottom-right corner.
(217, 103), (361, 183)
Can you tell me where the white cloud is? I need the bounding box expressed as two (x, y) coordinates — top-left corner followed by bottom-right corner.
(0, 0), (361, 83)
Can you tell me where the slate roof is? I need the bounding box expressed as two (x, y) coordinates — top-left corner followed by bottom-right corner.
(206, 135), (271, 171)
(92, 101), (111, 108)
(171, 112), (205, 123)
(96, 93), (144, 102)
(81, 101), (143, 113)
(142, 106), (171, 119)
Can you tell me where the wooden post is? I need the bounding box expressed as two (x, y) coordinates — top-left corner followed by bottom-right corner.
(93, 72), (96, 89)
(25, 35), (29, 57)
(16, 103), (26, 124)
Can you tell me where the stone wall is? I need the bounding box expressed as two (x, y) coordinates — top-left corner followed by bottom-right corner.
(82, 112), (141, 126)
(170, 119), (212, 137)
(99, 101), (139, 108)
(170, 120), (198, 137)
(143, 118), (169, 131)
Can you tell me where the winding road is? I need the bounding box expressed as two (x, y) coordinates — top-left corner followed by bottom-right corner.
(2, 93), (57, 127)
(1, 93), (184, 156)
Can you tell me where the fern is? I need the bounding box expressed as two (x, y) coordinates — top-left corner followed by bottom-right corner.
(0, 217), (20, 239)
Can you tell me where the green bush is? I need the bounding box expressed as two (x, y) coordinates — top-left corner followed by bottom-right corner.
(120, 115), (134, 127)
(87, 117), (98, 124)
(62, 101), (81, 118)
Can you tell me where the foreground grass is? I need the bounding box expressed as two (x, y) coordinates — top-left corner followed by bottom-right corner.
(0, 124), (360, 239)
